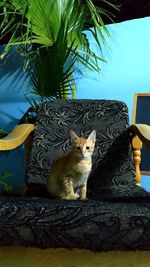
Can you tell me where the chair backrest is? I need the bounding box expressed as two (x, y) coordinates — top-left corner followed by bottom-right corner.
(26, 100), (135, 199)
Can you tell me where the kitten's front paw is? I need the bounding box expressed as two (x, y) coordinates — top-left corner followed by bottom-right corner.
(74, 193), (79, 199)
(79, 196), (88, 200)
(62, 194), (79, 200)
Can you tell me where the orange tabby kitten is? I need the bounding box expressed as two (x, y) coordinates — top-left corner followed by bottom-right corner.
(47, 130), (96, 200)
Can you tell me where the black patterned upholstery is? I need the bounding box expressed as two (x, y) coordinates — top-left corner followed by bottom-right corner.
(1, 197), (150, 250)
(26, 100), (137, 199)
(1, 99), (150, 250)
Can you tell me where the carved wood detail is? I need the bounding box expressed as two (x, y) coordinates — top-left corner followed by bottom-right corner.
(132, 135), (142, 186)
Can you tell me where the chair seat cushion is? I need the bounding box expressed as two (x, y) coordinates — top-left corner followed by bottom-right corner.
(25, 180), (150, 201)
(1, 195), (150, 251)
(88, 184), (150, 200)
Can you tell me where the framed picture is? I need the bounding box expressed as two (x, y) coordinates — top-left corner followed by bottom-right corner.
(132, 93), (150, 175)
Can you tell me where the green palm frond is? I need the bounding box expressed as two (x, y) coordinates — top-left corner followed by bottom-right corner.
(0, 0), (117, 99)
(29, 16), (79, 99)
(30, 44), (77, 99)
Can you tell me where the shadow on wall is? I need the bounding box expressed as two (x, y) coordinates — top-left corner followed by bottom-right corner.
(0, 46), (35, 131)
(0, 46), (32, 189)
(0, 46), (30, 103)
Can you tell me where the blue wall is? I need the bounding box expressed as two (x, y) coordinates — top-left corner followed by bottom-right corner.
(0, 47), (31, 188)
(0, 17), (150, 190)
(76, 17), (150, 190)
(76, 17), (150, 120)
(0, 46), (31, 130)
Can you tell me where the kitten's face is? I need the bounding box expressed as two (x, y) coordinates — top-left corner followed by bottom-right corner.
(70, 130), (96, 159)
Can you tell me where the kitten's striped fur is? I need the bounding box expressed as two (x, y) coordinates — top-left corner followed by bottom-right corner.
(47, 130), (96, 200)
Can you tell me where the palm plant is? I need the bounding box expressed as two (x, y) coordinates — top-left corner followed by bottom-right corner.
(0, 171), (13, 191)
(0, 0), (117, 101)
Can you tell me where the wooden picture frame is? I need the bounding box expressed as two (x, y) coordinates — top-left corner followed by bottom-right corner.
(132, 93), (150, 175)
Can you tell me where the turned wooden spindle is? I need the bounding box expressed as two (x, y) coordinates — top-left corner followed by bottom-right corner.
(132, 135), (142, 186)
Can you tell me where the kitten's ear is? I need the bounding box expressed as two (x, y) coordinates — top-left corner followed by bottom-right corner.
(88, 130), (96, 142)
(69, 130), (79, 141)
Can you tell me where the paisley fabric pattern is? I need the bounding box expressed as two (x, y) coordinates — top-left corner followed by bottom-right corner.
(1, 196), (150, 251)
(1, 99), (150, 250)
(26, 99), (137, 199)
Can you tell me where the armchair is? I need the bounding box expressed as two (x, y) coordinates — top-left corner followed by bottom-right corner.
(1, 99), (150, 251)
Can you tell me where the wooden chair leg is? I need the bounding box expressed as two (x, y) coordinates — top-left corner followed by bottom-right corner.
(132, 135), (142, 186)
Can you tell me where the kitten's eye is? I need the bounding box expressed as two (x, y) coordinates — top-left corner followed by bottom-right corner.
(76, 146), (80, 150)
(86, 146), (90, 150)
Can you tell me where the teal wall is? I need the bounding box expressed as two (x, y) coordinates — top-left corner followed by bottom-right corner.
(0, 17), (150, 190)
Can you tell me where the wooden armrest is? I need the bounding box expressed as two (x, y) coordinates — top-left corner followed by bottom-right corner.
(130, 124), (150, 148)
(0, 124), (35, 150)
